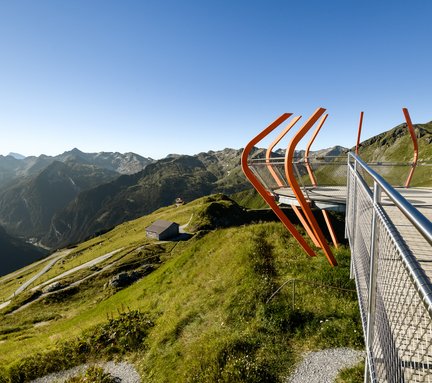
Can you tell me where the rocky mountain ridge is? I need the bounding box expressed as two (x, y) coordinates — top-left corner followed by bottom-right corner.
(1, 118), (431, 252)
(0, 161), (119, 240)
(0, 148), (154, 189)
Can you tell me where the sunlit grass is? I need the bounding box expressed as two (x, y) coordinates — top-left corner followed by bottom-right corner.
(0, 196), (362, 382)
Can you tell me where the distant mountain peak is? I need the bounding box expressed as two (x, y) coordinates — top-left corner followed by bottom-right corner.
(63, 148), (85, 156)
(7, 152), (26, 160)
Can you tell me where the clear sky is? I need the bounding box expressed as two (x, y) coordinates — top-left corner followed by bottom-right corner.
(0, 0), (431, 159)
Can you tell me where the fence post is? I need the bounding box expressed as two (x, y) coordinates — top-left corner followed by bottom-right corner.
(345, 154), (351, 240)
(350, 156), (358, 279)
(364, 181), (381, 383)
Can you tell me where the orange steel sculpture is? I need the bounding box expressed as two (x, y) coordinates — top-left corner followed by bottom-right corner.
(402, 108), (418, 188)
(355, 108), (418, 188)
(304, 114), (327, 187)
(241, 114), (317, 259)
(265, 116), (301, 187)
(284, 108), (337, 266)
(303, 114), (339, 249)
(355, 111), (364, 156)
(242, 109), (338, 267)
(264, 116), (322, 248)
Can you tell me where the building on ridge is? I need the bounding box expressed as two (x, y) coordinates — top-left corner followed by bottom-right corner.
(146, 220), (179, 240)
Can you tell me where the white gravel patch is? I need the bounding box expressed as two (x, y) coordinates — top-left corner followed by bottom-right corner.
(30, 361), (141, 383)
(287, 348), (364, 383)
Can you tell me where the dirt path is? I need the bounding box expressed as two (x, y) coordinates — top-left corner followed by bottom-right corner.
(30, 361), (141, 383)
(31, 248), (123, 292)
(10, 249), (73, 299)
(1, 249), (123, 313)
(0, 249), (73, 311)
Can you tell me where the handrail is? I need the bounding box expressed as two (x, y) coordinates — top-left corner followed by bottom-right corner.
(241, 114), (317, 258)
(402, 107), (419, 188)
(284, 108), (338, 266)
(348, 152), (432, 245)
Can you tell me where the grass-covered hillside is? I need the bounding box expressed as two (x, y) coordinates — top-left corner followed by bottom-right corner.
(0, 195), (362, 382)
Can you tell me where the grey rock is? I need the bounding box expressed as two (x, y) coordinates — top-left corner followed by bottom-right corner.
(42, 281), (65, 293)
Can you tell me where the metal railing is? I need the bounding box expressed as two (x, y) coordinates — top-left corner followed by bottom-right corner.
(346, 152), (432, 382)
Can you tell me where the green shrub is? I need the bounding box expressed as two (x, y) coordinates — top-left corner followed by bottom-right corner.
(189, 336), (278, 383)
(5, 310), (153, 382)
(336, 361), (365, 383)
(66, 366), (117, 383)
(43, 286), (80, 304)
(0, 367), (8, 383)
(84, 309), (153, 355)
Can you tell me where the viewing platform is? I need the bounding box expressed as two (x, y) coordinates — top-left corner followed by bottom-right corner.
(242, 107), (432, 382)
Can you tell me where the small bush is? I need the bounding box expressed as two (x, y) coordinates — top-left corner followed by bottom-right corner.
(84, 309), (153, 355)
(66, 366), (118, 383)
(336, 361), (365, 383)
(43, 286), (80, 304)
(5, 310), (153, 382)
(190, 336), (278, 383)
(0, 367), (8, 383)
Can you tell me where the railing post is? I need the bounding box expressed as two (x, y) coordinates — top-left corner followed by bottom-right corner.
(364, 181), (381, 383)
(350, 156), (358, 279)
(345, 154), (351, 240)
(347, 155), (353, 278)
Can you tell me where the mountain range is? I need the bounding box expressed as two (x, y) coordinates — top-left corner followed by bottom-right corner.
(0, 148), (153, 188)
(0, 119), (430, 266)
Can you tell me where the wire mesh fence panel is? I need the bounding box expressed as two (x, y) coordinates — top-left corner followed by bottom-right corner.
(348, 169), (373, 338)
(347, 153), (432, 383)
(370, 207), (432, 382)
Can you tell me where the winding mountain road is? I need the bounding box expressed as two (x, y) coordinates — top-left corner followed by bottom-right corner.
(31, 248), (123, 292)
(9, 249), (73, 299)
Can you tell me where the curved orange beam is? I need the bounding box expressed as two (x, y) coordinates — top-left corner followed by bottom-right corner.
(402, 108), (418, 188)
(291, 204), (322, 248)
(241, 114), (316, 258)
(322, 210), (339, 249)
(266, 116), (302, 187)
(355, 111), (364, 155)
(284, 107), (337, 266)
(302, 113), (339, 249)
(265, 117), (323, 246)
(305, 114), (328, 187)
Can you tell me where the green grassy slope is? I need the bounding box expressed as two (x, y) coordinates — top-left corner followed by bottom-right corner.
(358, 122), (432, 186)
(231, 188), (268, 209)
(0, 195), (362, 382)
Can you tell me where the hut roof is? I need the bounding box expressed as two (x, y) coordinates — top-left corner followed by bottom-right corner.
(146, 220), (178, 234)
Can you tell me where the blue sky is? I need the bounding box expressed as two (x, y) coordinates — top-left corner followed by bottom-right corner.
(0, 0), (431, 158)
